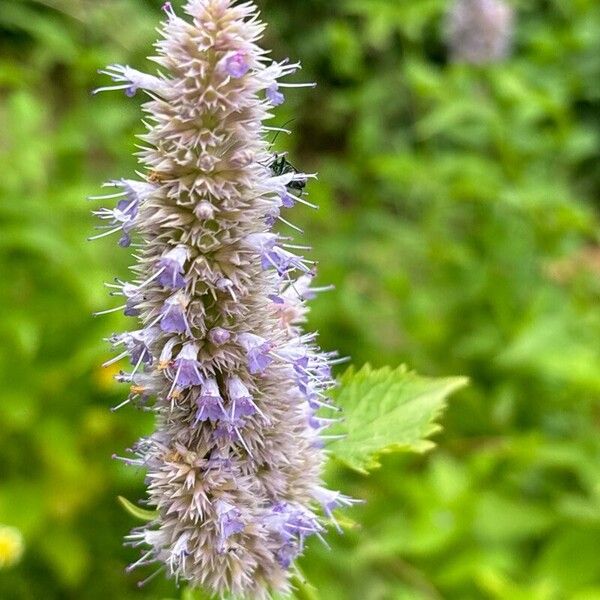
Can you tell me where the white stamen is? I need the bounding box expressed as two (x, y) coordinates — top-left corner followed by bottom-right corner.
(87, 191), (127, 201)
(93, 304), (126, 316)
(102, 350), (129, 367)
(88, 226), (122, 241)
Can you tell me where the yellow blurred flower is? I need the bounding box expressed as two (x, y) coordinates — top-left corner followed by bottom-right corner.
(0, 525), (24, 568)
(93, 362), (121, 390)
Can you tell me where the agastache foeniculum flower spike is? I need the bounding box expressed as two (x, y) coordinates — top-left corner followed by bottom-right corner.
(91, 1), (347, 597)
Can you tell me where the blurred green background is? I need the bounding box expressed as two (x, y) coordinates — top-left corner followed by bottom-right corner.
(2, 0), (600, 598)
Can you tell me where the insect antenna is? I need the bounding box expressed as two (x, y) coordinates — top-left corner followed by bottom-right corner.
(269, 118), (296, 150)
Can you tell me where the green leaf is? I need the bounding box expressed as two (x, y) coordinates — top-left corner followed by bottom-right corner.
(117, 496), (158, 522)
(327, 365), (468, 473)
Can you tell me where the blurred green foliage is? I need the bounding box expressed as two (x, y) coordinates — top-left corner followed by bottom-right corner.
(1, 0), (600, 598)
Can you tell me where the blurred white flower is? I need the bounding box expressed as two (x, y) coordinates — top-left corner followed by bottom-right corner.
(446, 0), (514, 64)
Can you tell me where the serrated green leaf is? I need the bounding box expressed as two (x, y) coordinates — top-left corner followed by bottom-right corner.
(117, 496), (158, 522)
(327, 365), (468, 473)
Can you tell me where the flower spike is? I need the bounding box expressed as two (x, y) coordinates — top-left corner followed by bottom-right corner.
(91, 1), (347, 598)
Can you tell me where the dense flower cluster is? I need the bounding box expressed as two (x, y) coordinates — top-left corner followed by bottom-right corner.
(91, 0), (350, 597)
(446, 0), (514, 64)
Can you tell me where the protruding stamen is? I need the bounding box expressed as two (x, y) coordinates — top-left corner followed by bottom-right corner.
(278, 82), (317, 88)
(93, 304), (126, 317)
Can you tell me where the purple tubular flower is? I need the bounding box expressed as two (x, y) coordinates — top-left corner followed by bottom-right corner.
(212, 418), (246, 445)
(215, 499), (245, 545)
(245, 233), (308, 277)
(237, 333), (272, 374)
(263, 503), (322, 567)
(215, 277), (235, 297)
(266, 84), (285, 106)
(262, 247), (310, 277)
(208, 327), (231, 346)
(226, 376), (260, 419)
(195, 378), (227, 422)
(124, 303), (140, 317)
(115, 197), (139, 246)
(276, 344), (306, 366)
(157, 246), (188, 289)
(116, 197), (139, 220)
(89, 179), (153, 246)
(264, 206), (280, 227)
(312, 487), (354, 517)
(312, 487), (357, 532)
(94, 2), (348, 597)
(279, 191), (295, 208)
(122, 283), (142, 317)
(159, 294), (188, 333)
(109, 330), (153, 368)
(225, 51), (250, 78)
(94, 64), (168, 97)
(172, 342), (202, 389)
(275, 544), (297, 569)
(127, 331), (153, 366)
(118, 232), (131, 247)
(244, 232), (278, 254)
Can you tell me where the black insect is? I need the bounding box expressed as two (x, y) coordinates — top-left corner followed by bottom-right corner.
(269, 153), (307, 193)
